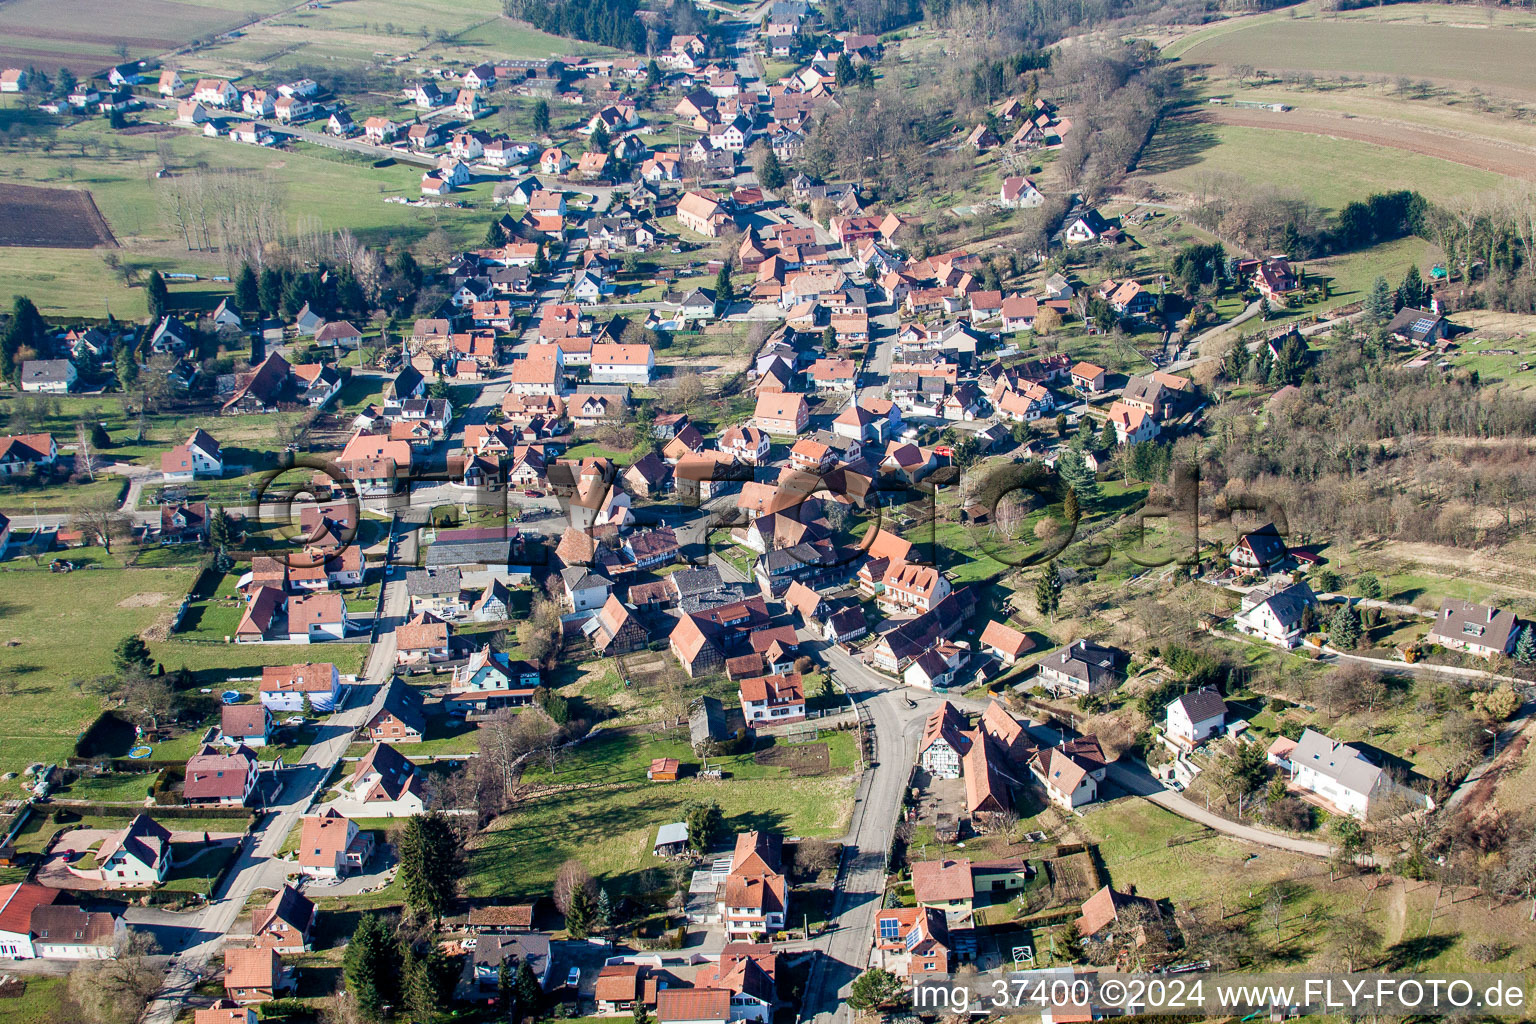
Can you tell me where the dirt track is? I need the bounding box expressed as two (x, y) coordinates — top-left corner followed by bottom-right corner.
(1202, 107), (1536, 183)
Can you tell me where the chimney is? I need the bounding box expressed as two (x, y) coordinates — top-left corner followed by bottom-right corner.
(1489, 607), (1497, 623)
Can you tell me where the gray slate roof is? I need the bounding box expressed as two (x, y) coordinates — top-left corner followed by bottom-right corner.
(1169, 687), (1227, 724)
(1041, 639), (1121, 687)
(1291, 728), (1383, 797)
(1427, 598), (1518, 650)
(406, 567), (463, 597)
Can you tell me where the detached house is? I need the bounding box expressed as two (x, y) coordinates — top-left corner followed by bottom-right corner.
(719, 832), (788, 938)
(1165, 688), (1228, 749)
(259, 663), (341, 713)
(1037, 640), (1122, 697)
(998, 176), (1044, 209)
(1426, 598), (1520, 659)
(753, 393), (809, 436)
(1283, 728), (1432, 820)
(739, 673), (806, 726)
(193, 78), (238, 107)
(1229, 522), (1288, 571)
(873, 907), (953, 979)
(1233, 579), (1317, 648)
(252, 886), (315, 954)
(94, 814), (173, 885)
(445, 645), (541, 713)
(363, 681), (427, 743)
(184, 744), (259, 807)
(298, 808), (374, 878)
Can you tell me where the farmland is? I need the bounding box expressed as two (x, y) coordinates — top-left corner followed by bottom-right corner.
(0, 110), (498, 318)
(1134, 116), (1508, 213)
(0, 183), (117, 248)
(0, 0), (298, 76)
(1168, 5), (1536, 101)
(173, 0), (612, 78)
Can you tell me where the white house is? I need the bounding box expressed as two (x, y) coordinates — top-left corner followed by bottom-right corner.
(19, 360), (76, 394)
(94, 814), (174, 885)
(1164, 688), (1227, 749)
(1286, 728), (1432, 820)
(160, 428), (224, 481)
(1233, 579), (1317, 648)
(1031, 747), (1099, 810)
(298, 808), (375, 879)
(193, 78), (238, 107)
(258, 663), (342, 714)
(590, 343), (654, 385)
(999, 176), (1044, 209)
(561, 566), (612, 613)
(288, 593), (350, 642)
(917, 703), (968, 779)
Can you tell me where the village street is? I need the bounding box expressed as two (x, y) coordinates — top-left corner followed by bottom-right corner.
(137, 523), (411, 1024)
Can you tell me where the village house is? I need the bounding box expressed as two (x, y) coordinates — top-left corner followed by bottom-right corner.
(1426, 598), (1521, 659)
(363, 681), (427, 743)
(1233, 579), (1318, 648)
(738, 673), (806, 726)
(753, 393), (809, 436)
(220, 704), (272, 749)
(298, 808), (375, 878)
(1165, 688), (1228, 749)
(719, 832), (788, 938)
(1036, 640), (1122, 697)
(336, 743), (428, 816)
(873, 907), (953, 978)
(1229, 522), (1288, 571)
(184, 744), (259, 807)
(1280, 728), (1432, 820)
(259, 663), (341, 714)
(252, 886), (315, 954)
(445, 644), (540, 718)
(224, 947), (292, 1004)
(94, 814), (173, 885)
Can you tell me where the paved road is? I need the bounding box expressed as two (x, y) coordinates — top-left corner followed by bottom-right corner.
(139, 524), (409, 1024)
(798, 641), (923, 1024)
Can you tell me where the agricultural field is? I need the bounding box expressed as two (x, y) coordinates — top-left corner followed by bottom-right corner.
(0, 0), (296, 75)
(174, 0), (612, 78)
(1167, 3), (1536, 101)
(0, 183), (117, 248)
(1134, 117), (1508, 213)
(0, 110), (502, 319)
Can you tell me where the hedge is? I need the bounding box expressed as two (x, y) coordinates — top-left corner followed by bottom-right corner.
(50, 800), (256, 823)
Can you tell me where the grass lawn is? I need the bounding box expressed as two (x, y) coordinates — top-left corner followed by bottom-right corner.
(0, 564), (199, 783)
(160, 842), (239, 895)
(467, 726), (857, 899)
(10, 812), (248, 858)
(1078, 798), (1294, 907)
(0, 976), (67, 1024)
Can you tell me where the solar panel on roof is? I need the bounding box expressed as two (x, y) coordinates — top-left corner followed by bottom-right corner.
(1411, 318), (1436, 333)
(905, 925), (924, 950)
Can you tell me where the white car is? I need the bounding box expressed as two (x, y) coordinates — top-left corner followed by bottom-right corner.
(462, 937), (478, 951)
(567, 967), (581, 987)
